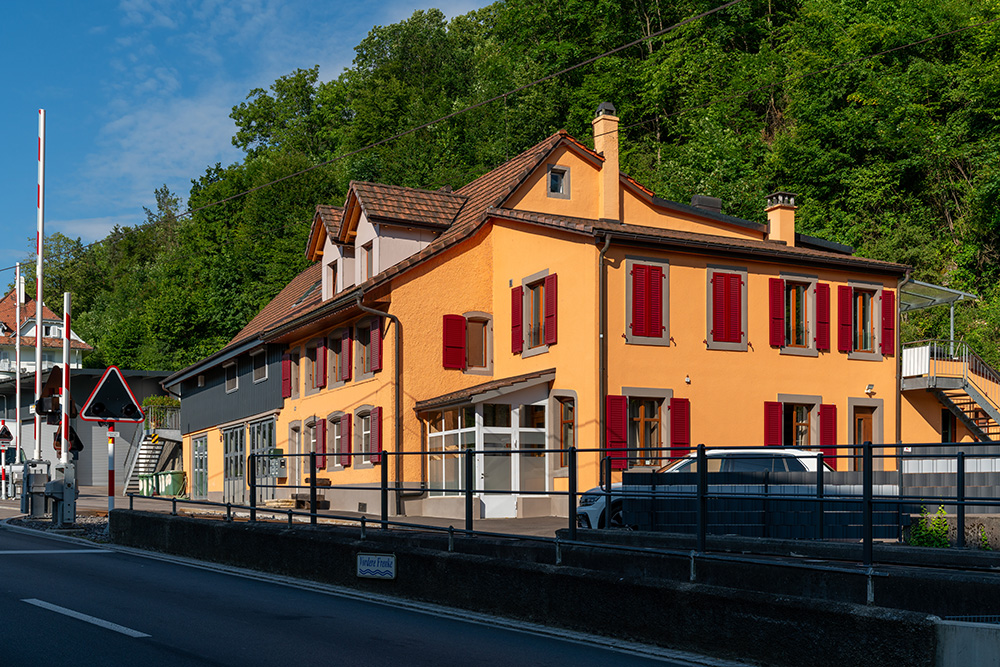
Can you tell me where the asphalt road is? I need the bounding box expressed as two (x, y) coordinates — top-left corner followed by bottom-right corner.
(0, 525), (725, 667)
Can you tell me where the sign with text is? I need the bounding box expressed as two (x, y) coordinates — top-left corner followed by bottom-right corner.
(356, 553), (396, 580)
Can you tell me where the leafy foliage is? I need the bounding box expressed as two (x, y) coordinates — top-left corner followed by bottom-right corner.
(909, 504), (951, 548)
(25, 0), (1000, 370)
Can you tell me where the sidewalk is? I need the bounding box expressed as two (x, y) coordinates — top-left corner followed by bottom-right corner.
(0, 485), (570, 538)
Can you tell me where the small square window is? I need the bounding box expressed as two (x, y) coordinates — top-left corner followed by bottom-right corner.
(197, 374), (205, 388)
(546, 165), (570, 199)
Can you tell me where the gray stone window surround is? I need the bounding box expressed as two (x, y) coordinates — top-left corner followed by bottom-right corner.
(326, 410), (346, 470)
(705, 264), (748, 352)
(847, 397), (885, 471)
(549, 389), (578, 476)
(354, 404), (376, 469)
(520, 268), (551, 359)
(326, 329), (347, 389)
(621, 386), (673, 466)
(354, 318), (378, 381)
(775, 393), (823, 448)
(624, 256), (670, 346)
(847, 280), (884, 362)
(304, 337), (324, 396)
(546, 163), (571, 199)
(778, 272), (819, 358)
(289, 348), (301, 399)
(463, 310), (494, 376)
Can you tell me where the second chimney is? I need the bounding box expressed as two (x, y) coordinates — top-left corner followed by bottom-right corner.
(592, 102), (620, 222)
(766, 191), (797, 246)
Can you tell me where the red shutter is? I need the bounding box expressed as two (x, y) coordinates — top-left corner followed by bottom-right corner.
(669, 397), (690, 460)
(317, 419), (327, 469)
(315, 341), (327, 388)
(819, 404), (837, 469)
(371, 319), (383, 371)
(711, 274), (726, 342)
(837, 285), (853, 352)
(881, 290), (896, 356)
(631, 264), (649, 337)
(815, 283), (831, 351)
(764, 401), (783, 446)
(606, 395), (628, 470)
(650, 266), (664, 337)
(340, 414), (352, 467)
(371, 407), (383, 465)
(727, 273), (742, 342)
(442, 315), (467, 369)
(341, 329), (352, 381)
(281, 354), (291, 399)
(511, 286), (523, 354)
(544, 273), (558, 345)
(769, 278), (785, 347)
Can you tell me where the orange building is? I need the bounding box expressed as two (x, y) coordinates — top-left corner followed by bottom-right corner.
(169, 103), (942, 519)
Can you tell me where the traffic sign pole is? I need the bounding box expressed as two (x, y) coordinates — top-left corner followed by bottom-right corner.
(108, 421), (115, 513)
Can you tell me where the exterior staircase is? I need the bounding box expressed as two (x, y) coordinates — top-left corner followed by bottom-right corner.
(122, 405), (182, 495)
(124, 434), (166, 495)
(903, 340), (1000, 441)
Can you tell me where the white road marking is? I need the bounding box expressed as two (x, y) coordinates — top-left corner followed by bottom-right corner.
(0, 549), (111, 555)
(22, 599), (151, 638)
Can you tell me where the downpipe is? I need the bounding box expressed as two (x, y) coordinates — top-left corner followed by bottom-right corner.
(356, 294), (423, 516)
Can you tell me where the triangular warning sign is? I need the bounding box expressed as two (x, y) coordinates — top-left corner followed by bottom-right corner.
(0, 423), (12, 443)
(80, 366), (145, 423)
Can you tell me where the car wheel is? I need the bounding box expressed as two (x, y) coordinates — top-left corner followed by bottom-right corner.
(600, 502), (628, 529)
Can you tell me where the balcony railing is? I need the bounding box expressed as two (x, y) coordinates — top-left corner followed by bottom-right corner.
(144, 405), (180, 432)
(903, 339), (1000, 415)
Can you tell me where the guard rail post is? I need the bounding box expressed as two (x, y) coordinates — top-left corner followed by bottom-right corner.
(762, 469), (770, 539)
(957, 451), (966, 548)
(380, 449), (389, 528)
(464, 446), (474, 533)
(697, 443), (707, 554)
(816, 453), (825, 540)
(249, 453), (257, 523)
(602, 456), (612, 531)
(568, 446), (577, 541)
(863, 441), (873, 566)
(309, 452), (317, 526)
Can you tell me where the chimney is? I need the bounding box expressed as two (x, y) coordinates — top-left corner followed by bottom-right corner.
(690, 195), (722, 215)
(592, 102), (620, 222)
(766, 191), (797, 246)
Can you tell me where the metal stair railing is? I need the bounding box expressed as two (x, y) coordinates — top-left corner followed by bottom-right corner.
(122, 428), (147, 495)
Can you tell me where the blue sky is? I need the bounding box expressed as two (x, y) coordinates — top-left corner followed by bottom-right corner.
(0, 0), (486, 268)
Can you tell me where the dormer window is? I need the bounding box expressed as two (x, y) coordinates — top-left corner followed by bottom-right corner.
(547, 165), (570, 199)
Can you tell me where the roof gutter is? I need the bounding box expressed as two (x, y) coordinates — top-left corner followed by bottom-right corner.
(355, 292), (421, 515)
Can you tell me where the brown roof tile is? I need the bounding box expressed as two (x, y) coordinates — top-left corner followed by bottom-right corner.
(228, 262), (323, 347)
(0, 290), (92, 350)
(351, 182), (467, 229)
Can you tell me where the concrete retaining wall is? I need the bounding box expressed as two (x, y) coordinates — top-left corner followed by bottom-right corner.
(110, 510), (937, 667)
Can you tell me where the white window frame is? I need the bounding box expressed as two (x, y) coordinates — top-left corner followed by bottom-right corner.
(546, 164), (570, 199)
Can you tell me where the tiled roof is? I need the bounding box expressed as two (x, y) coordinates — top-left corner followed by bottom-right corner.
(351, 182), (467, 228)
(228, 262), (323, 347)
(414, 368), (557, 411)
(317, 205), (344, 239)
(0, 290), (92, 350)
(488, 208), (909, 274)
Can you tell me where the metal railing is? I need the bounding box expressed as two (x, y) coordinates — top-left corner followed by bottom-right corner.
(904, 339), (1000, 414)
(143, 405), (180, 432)
(124, 440), (1000, 569)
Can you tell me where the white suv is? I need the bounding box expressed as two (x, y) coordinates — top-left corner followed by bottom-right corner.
(576, 448), (831, 530)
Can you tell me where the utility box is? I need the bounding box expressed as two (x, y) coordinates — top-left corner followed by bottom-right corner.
(21, 461), (51, 519)
(45, 462), (77, 527)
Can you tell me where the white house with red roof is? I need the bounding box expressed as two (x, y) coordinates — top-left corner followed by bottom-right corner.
(0, 289), (91, 379)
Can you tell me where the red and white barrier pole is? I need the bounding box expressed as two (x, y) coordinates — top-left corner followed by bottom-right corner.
(34, 109), (45, 461)
(108, 421), (115, 512)
(61, 292), (70, 465)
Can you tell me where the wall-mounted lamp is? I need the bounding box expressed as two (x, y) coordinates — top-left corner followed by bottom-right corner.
(865, 383), (875, 396)
(685, 375), (691, 385)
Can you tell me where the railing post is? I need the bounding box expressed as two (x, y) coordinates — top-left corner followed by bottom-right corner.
(464, 446), (474, 533)
(568, 446), (577, 541)
(248, 453), (257, 523)
(816, 453), (825, 540)
(602, 455), (612, 530)
(380, 451), (389, 528)
(957, 451), (966, 549)
(697, 444), (707, 554)
(309, 452), (317, 526)
(863, 441), (873, 566)
(762, 469), (770, 539)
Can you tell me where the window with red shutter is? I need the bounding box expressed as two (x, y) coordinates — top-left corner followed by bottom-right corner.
(708, 269), (747, 350)
(605, 395), (628, 470)
(881, 290), (895, 355)
(632, 264), (649, 337)
(511, 286), (523, 354)
(544, 273), (557, 345)
(769, 278), (785, 347)
(371, 319), (383, 372)
(816, 283), (831, 351)
(649, 266), (664, 337)
(764, 402), (783, 446)
(443, 315), (467, 369)
(819, 404), (837, 468)
(837, 285), (853, 352)
(340, 329), (352, 381)
(669, 397), (691, 460)
(317, 419), (327, 469)
(315, 340), (327, 388)
(371, 406), (383, 464)
(627, 259), (669, 345)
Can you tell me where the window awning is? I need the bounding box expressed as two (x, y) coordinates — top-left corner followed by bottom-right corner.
(900, 280), (978, 313)
(414, 368), (555, 412)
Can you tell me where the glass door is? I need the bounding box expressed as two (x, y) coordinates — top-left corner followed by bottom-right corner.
(223, 426), (246, 504)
